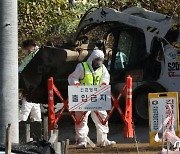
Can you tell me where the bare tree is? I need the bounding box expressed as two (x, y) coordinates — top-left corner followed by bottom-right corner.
(0, 0), (19, 143)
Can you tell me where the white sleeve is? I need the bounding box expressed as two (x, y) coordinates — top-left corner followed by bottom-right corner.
(68, 63), (84, 85)
(102, 65), (110, 85)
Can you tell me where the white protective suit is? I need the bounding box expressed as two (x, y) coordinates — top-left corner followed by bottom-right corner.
(19, 97), (42, 122)
(19, 46), (42, 122)
(68, 49), (114, 146)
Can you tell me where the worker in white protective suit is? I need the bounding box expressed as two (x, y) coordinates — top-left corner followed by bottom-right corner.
(19, 39), (42, 122)
(68, 49), (116, 148)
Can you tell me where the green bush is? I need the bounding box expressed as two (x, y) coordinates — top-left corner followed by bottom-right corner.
(18, 0), (98, 43)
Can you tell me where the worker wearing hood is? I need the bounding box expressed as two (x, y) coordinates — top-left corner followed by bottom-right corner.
(68, 49), (116, 148)
(19, 40), (41, 122)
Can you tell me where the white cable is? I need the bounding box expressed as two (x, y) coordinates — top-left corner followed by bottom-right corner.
(86, 136), (96, 148)
(133, 123), (139, 154)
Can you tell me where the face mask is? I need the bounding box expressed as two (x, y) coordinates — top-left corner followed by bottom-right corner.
(93, 61), (103, 69)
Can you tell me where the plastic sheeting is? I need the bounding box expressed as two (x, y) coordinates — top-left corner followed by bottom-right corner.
(0, 140), (55, 154)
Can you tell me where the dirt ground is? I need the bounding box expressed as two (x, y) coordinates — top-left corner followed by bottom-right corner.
(57, 115), (162, 154)
(19, 115), (163, 154)
(69, 143), (161, 154)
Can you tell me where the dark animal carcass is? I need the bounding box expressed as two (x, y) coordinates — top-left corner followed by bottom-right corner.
(19, 46), (89, 104)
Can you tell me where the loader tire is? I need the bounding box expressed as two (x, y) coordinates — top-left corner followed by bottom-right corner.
(133, 82), (166, 124)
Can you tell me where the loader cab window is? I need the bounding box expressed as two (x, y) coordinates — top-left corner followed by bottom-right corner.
(114, 31), (132, 70)
(113, 29), (147, 72)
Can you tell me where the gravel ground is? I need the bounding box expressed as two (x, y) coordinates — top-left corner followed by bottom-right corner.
(69, 143), (161, 154)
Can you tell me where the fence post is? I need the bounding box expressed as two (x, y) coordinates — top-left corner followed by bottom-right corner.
(61, 141), (66, 154)
(5, 124), (12, 154)
(25, 124), (31, 142)
(53, 129), (59, 153)
(43, 116), (49, 140)
(124, 75), (134, 138)
(65, 139), (69, 154)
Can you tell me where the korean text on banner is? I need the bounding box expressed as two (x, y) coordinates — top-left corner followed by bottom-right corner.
(150, 97), (178, 132)
(148, 92), (179, 146)
(68, 85), (111, 111)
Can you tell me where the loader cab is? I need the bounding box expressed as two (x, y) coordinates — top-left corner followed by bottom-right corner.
(106, 27), (147, 83)
(104, 26), (164, 122)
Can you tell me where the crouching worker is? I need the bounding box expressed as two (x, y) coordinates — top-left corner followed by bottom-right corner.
(68, 49), (116, 148)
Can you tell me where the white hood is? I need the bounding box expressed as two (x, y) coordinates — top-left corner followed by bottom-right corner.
(87, 49), (104, 72)
(68, 49), (110, 85)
